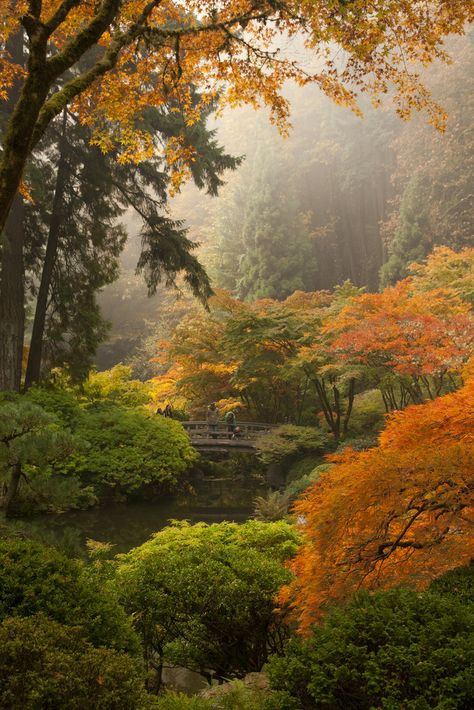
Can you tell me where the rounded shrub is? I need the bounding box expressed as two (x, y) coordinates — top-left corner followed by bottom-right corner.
(56, 403), (197, 497)
(0, 538), (139, 653)
(115, 521), (299, 683)
(268, 588), (474, 709)
(0, 615), (151, 710)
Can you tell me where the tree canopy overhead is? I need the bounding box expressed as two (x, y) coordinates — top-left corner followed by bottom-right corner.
(1, 1), (472, 232)
(0, 1), (472, 393)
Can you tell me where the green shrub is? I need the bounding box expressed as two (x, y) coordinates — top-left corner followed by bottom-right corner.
(0, 615), (151, 710)
(0, 399), (75, 473)
(284, 463), (331, 500)
(154, 693), (212, 710)
(336, 433), (379, 452)
(286, 454), (325, 483)
(0, 539), (139, 654)
(347, 389), (385, 437)
(202, 678), (298, 710)
(0, 399), (78, 514)
(2, 378), (197, 511)
(155, 683), (297, 710)
(116, 521), (299, 684)
(9, 472), (97, 515)
(430, 564), (474, 606)
(268, 588), (474, 709)
(253, 490), (291, 521)
(26, 384), (81, 425)
(255, 425), (329, 465)
(54, 403), (197, 497)
(82, 365), (153, 406)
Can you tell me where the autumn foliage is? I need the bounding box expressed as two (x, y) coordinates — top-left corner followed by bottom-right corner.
(328, 278), (474, 408)
(282, 365), (474, 633)
(1, 1), (473, 232)
(153, 250), (474, 429)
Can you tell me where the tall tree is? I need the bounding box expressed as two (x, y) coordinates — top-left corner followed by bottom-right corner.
(23, 93), (239, 386)
(0, 27), (25, 392)
(237, 145), (316, 301)
(0, 0), (471, 389)
(380, 33), (474, 285)
(208, 97), (397, 295)
(23, 109), (125, 386)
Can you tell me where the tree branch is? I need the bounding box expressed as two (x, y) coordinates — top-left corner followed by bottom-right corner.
(31, 1), (163, 149)
(44, 0), (82, 34)
(45, 0), (123, 81)
(28, 1), (42, 19)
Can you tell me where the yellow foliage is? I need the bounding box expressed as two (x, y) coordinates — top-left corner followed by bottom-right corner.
(2, 0), (471, 171)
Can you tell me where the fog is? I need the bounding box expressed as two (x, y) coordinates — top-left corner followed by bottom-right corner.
(97, 33), (473, 371)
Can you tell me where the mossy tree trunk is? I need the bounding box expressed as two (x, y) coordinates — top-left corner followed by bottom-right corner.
(24, 109), (69, 390)
(0, 0), (125, 390)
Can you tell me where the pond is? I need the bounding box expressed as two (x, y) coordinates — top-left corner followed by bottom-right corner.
(17, 475), (267, 556)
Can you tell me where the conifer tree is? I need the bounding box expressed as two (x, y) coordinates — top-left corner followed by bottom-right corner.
(23, 95), (239, 384)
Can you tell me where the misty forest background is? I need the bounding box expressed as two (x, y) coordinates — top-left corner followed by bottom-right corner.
(94, 33), (472, 377)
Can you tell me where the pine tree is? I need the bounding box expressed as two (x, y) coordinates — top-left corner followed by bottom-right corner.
(23, 94), (239, 384)
(211, 136), (317, 301)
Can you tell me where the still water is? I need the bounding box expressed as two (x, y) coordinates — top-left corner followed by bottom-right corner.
(24, 476), (266, 556)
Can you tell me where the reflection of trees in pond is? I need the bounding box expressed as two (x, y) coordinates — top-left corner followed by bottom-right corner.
(24, 476), (266, 555)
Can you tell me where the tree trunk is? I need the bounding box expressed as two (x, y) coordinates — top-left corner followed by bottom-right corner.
(0, 195), (25, 391)
(0, 462), (22, 517)
(0, 29), (26, 392)
(24, 109), (69, 389)
(0, 33), (49, 237)
(313, 376), (339, 442)
(342, 377), (355, 435)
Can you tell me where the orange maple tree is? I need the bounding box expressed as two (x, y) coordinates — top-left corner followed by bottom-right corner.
(282, 363), (474, 633)
(152, 287), (358, 423)
(1, 2), (473, 392)
(327, 278), (474, 409)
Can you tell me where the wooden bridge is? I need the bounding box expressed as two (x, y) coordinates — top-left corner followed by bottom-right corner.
(182, 421), (275, 454)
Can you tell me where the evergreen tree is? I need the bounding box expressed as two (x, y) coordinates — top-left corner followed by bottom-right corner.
(238, 148), (315, 301)
(211, 135), (316, 301)
(22, 94), (239, 385)
(380, 33), (474, 286)
(379, 178), (429, 286)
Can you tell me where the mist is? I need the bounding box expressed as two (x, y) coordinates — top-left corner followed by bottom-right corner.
(97, 32), (473, 372)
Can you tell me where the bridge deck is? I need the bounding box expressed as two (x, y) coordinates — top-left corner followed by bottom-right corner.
(182, 421), (275, 452)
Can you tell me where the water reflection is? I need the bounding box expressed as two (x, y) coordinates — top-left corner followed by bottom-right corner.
(30, 477), (266, 555)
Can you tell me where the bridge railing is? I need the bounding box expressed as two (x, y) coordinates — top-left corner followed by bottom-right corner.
(182, 421), (276, 441)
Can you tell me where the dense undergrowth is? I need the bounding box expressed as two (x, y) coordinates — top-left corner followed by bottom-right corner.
(0, 249), (473, 707)
(0, 524), (472, 709)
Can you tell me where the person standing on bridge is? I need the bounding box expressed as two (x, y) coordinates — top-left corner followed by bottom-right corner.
(224, 410), (236, 439)
(207, 402), (219, 438)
